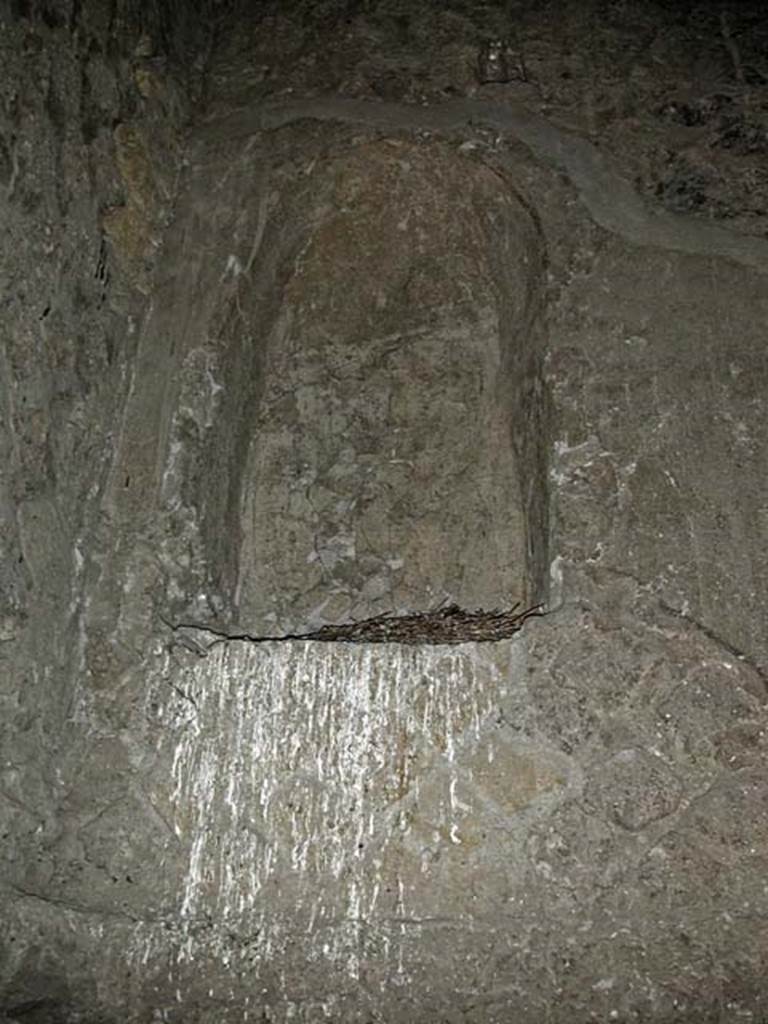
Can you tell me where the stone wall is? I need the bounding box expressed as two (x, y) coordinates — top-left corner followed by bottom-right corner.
(0, 0), (224, 1014)
(1, 2), (767, 1022)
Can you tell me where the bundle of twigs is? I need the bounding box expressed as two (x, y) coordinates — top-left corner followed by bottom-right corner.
(163, 602), (544, 656)
(300, 602), (543, 645)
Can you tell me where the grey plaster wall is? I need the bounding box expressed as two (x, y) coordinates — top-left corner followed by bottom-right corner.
(1, 2), (767, 1022)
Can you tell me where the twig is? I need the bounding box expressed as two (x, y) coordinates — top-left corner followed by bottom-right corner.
(159, 602), (545, 652)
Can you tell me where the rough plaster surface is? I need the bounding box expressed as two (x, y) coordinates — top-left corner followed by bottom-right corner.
(1, 2), (767, 1022)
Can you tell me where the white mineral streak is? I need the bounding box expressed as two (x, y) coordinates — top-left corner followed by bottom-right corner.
(156, 640), (502, 972)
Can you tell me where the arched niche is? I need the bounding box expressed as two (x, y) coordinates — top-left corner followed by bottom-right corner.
(195, 135), (549, 635)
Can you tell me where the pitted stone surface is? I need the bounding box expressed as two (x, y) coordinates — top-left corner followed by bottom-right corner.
(1, 3), (767, 1023)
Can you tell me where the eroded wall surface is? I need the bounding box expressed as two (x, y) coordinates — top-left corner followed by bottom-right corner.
(97, 127), (546, 644)
(1, 2), (767, 1022)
